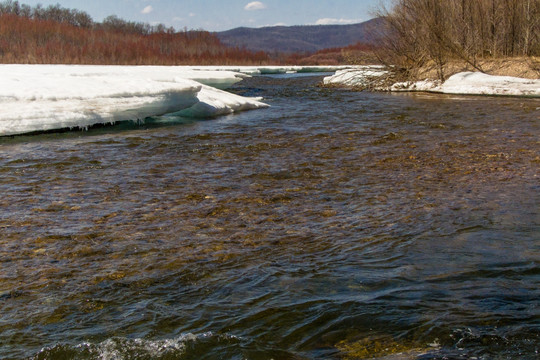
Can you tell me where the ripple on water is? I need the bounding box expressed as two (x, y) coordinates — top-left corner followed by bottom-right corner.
(0, 75), (539, 359)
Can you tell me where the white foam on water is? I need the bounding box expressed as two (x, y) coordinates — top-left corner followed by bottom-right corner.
(81, 336), (191, 360)
(35, 332), (243, 360)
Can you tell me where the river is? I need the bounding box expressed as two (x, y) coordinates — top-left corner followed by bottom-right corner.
(0, 74), (539, 359)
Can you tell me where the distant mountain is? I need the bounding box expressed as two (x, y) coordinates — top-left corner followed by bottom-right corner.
(216, 17), (385, 54)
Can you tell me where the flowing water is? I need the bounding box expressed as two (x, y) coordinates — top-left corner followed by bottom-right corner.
(0, 74), (539, 359)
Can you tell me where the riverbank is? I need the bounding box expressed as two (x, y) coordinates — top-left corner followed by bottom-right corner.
(323, 58), (540, 97)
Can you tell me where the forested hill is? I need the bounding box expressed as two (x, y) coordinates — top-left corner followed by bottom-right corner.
(0, 0), (269, 65)
(216, 18), (384, 54)
(0, 0), (381, 65)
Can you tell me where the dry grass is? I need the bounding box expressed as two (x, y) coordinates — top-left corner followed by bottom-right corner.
(415, 57), (540, 80)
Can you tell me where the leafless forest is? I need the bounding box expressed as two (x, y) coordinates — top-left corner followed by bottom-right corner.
(378, 0), (540, 80)
(0, 0), (270, 65)
(0, 0), (370, 65)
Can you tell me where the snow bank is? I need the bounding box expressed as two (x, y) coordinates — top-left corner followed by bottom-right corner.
(1, 65), (247, 89)
(176, 84), (265, 118)
(325, 68), (539, 97)
(323, 66), (389, 87)
(196, 65), (353, 76)
(391, 72), (540, 97)
(0, 65), (268, 136)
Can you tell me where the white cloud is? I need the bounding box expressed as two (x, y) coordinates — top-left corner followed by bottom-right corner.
(189, 13), (196, 17)
(244, 1), (267, 11)
(141, 5), (153, 14)
(260, 22), (286, 27)
(315, 18), (362, 25)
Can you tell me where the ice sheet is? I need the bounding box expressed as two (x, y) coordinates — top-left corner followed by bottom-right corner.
(196, 65), (353, 76)
(0, 65), (269, 136)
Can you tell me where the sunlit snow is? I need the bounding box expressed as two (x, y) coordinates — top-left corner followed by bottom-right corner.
(194, 65), (353, 76)
(324, 67), (540, 97)
(391, 71), (540, 97)
(0, 65), (269, 136)
(323, 66), (388, 87)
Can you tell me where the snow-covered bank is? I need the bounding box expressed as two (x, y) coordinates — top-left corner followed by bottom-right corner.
(0, 65), (269, 136)
(1, 64), (248, 90)
(390, 72), (540, 97)
(324, 67), (540, 97)
(193, 65), (354, 76)
(323, 66), (389, 87)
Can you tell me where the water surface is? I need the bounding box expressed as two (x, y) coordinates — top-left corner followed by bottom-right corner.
(0, 75), (539, 359)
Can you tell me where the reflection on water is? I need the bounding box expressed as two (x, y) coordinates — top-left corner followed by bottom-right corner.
(0, 75), (539, 360)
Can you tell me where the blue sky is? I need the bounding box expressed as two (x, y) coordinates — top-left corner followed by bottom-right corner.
(18, 0), (389, 31)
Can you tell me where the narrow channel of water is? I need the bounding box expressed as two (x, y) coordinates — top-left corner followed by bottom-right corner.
(0, 74), (539, 359)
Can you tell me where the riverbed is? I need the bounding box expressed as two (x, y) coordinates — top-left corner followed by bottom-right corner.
(0, 74), (539, 359)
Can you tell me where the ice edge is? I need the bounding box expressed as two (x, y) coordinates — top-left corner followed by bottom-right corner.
(0, 65), (274, 136)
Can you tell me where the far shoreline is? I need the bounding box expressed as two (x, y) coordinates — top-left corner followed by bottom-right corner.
(322, 57), (540, 98)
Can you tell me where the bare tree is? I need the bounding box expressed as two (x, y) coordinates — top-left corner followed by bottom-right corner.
(377, 0), (540, 80)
